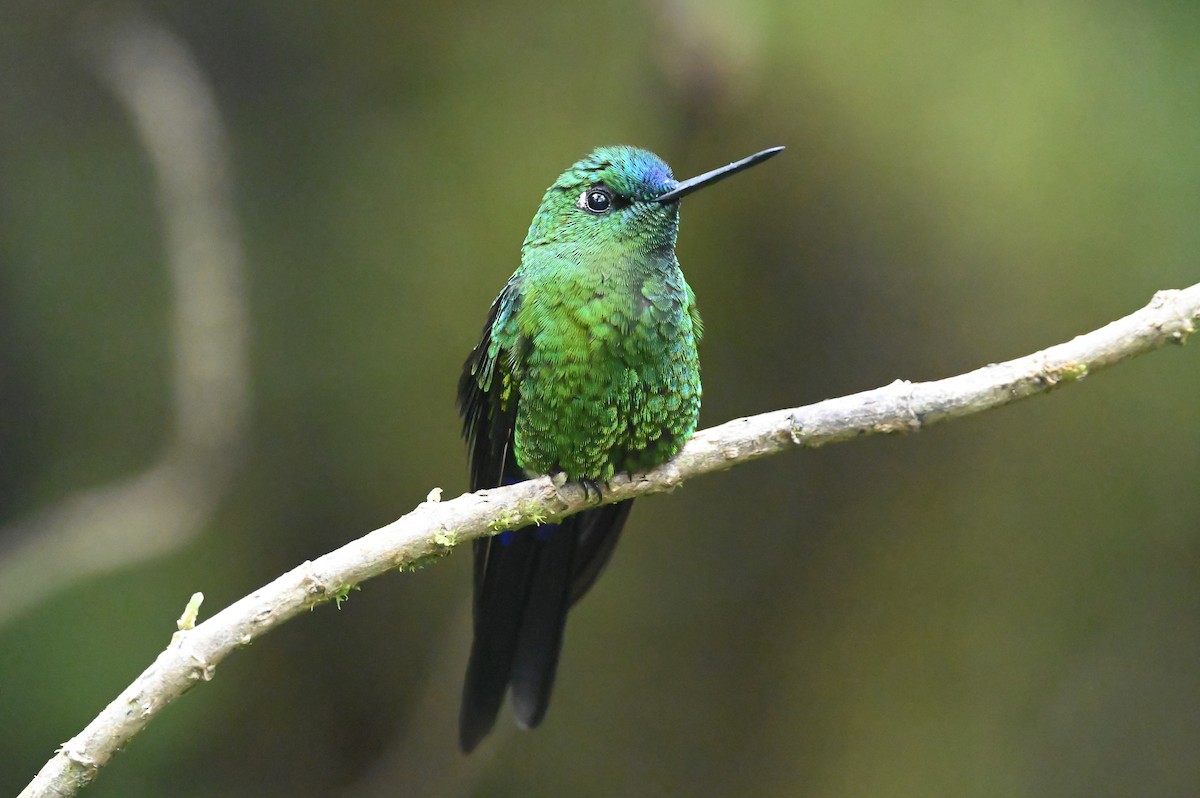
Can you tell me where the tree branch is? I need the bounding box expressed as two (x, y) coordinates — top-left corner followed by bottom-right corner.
(19, 284), (1200, 798)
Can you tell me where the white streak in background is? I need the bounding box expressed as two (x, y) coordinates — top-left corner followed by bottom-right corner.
(0, 16), (250, 626)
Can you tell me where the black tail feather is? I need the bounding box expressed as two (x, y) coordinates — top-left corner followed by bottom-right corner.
(459, 532), (537, 752)
(509, 520), (577, 729)
(459, 499), (632, 751)
(569, 501), (633, 605)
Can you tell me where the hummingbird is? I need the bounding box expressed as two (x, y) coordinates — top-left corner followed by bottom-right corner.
(457, 144), (783, 752)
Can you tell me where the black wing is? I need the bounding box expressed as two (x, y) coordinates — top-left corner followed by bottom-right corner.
(458, 283), (519, 495)
(456, 283), (633, 752)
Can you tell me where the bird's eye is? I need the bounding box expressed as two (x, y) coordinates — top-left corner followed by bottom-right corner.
(581, 188), (613, 214)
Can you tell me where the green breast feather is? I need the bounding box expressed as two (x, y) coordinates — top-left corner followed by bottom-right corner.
(478, 244), (701, 482)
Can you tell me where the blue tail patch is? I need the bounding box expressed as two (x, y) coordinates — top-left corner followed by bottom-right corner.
(498, 521), (559, 546)
(495, 471), (558, 545)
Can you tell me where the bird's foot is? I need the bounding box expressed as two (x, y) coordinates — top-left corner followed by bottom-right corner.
(579, 478), (605, 503)
(549, 472), (607, 503)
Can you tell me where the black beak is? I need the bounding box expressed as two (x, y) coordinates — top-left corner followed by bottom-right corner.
(652, 146), (784, 204)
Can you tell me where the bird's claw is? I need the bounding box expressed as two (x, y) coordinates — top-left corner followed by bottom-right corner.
(579, 478), (604, 503)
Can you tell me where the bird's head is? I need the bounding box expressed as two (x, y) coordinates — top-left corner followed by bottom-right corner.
(522, 145), (782, 257)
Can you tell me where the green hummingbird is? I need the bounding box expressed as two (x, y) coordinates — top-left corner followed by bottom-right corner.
(457, 144), (783, 752)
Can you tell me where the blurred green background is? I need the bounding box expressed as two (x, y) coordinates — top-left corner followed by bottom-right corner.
(3, 1), (1199, 796)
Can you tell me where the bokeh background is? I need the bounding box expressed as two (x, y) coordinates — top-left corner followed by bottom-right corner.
(3, 1), (1200, 796)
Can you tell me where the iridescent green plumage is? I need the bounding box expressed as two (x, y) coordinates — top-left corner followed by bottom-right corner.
(495, 148), (703, 480)
(458, 144), (782, 752)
